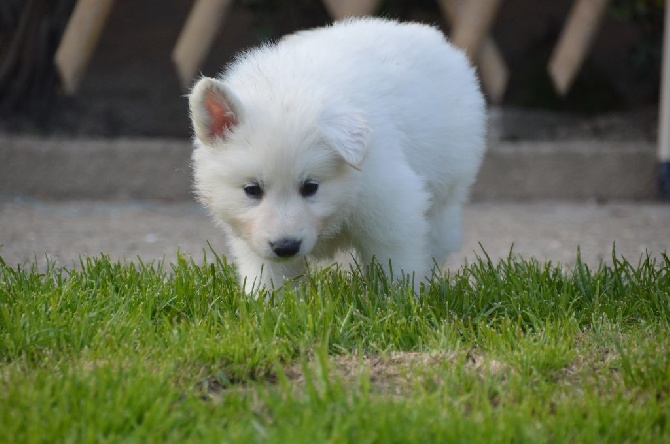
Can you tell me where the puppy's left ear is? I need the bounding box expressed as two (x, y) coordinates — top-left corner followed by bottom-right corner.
(320, 109), (371, 169)
(189, 77), (242, 146)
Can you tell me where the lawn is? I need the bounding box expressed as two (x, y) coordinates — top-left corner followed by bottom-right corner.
(0, 249), (668, 443)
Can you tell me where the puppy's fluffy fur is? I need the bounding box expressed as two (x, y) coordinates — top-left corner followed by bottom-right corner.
(189, 18), (486, 293)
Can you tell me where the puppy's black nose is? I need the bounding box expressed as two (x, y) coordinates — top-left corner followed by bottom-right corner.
(270, 238), (301, 258)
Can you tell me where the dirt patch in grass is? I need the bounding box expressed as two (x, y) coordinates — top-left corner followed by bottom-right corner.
(263, 350), (513, 397)
(195, 335), (636, 403)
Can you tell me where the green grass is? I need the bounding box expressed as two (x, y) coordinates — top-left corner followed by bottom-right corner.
(1, 249), (669, 443)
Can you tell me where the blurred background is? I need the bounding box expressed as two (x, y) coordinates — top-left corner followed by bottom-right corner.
(1, 0), (669, 270)
(0, 0), (664, 138)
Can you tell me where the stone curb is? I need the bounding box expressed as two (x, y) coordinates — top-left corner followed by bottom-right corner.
(0, 135), (657, 201)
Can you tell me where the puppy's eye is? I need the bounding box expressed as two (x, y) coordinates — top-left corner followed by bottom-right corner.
(300, 179), (319, 197)
(243, 183), (264, 199)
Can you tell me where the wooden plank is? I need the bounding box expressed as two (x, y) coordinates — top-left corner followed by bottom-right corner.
(321, 0), (382, 19)
(548, 0), (611, 96)
(450, 0), (503, 60)
(478, 39), (509, 104)
(438, 0), (508, 103)
(54, 0), (115, 95)
(172, 0), (233, 89)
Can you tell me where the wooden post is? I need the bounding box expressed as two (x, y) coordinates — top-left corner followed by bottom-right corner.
(172, 0), (233, 89)
(54, 0), (115, 95)
(438, 0), (508, 103)
(321, 0), (381, 19)
(658, 0), (670, 200)
(450, 0), (503, 61)
(548, 0), (611, 96)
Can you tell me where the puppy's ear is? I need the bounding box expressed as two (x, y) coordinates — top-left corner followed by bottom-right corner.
(320, 109), (371, 169)
(189, 77), (242, 146)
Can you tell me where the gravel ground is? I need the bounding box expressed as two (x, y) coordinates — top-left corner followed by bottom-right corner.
(1, 200), (669, 272)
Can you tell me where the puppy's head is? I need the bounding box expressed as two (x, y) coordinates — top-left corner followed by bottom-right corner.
(189, 77), (370, 261)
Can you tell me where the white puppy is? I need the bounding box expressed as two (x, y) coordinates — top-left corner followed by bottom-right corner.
(189, 17), (486, 293)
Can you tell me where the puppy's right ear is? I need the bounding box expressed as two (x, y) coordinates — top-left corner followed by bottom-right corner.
(320, 109), (371, 169)
(189, 77), (241, 146)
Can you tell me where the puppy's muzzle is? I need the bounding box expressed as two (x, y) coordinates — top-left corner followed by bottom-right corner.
(269, 238), (302, 258)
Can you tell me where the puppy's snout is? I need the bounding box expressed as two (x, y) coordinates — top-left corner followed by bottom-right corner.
(270, 238), (302, 258)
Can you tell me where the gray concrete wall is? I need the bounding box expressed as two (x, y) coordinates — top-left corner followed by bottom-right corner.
(0, 135), (657, 201)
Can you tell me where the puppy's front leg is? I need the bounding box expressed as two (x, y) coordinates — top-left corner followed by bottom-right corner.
(353, 208), (431, 293)
(353, 165), (432, 292)
(360, 238), (430, 292)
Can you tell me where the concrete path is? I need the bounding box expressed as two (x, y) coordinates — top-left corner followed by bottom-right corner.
(2, 199), (668, 272)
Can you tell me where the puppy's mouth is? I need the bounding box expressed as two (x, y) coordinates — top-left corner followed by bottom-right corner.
(268, 255), (304, 263)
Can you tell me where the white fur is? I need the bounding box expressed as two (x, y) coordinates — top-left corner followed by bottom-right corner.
(189, 17), (486, 293)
